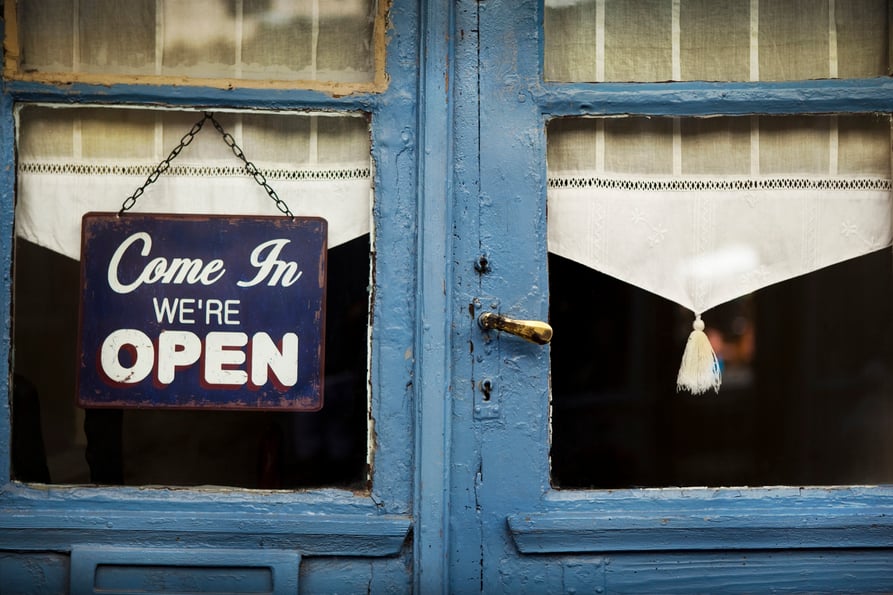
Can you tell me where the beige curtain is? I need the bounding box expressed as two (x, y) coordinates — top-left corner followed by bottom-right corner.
(545, 0), (889, 82)
(18, 0), (376, 83)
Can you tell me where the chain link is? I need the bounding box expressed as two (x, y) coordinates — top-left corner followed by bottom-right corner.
(206, 113), (294, 217)
(119, 112), (294, 218)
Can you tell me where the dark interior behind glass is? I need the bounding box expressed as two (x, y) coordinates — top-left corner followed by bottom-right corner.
(550, 248), (893, 489)
(12, 235), (370, 490)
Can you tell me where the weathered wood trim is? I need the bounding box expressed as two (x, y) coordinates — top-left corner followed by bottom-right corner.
(536, 78), (893, 117)
(70, 546), (301, 595)
(1, 508), (411, 556)
(508, 507), (893, 554)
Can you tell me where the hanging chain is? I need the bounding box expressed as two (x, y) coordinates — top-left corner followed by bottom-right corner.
(206, 113), (294, 217)
(119, 112), (294, 218)
(118, 113), (207, 215)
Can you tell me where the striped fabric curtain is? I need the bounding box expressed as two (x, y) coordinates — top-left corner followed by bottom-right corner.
(17, 0), (376, 83)
(545, 0), (888, 82)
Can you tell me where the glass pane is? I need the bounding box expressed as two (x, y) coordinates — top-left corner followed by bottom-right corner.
(17, 0), (378, 84)
(16, 106), (373, 256)
(604, 0), (672, 82)
(12, 236), (370, 488)
(547, 114), (893, 488)
(759, 116), (831, 174)
(680, 117), (751, 175)
(12, 108), (373, 489)
(543, 0), (599, 82)
(544, 0), (890, 82)
(838, 0), (891, 78)
(79, 0), (157, 75)
(161, 0), (238, 79)
(759, 1), (829, 81)
(549, 250), (893, 488)
(680, 0), (750, 81)
(604, 117), (673, 174)
(17, 1), (74, 73)
(241, 0), (312, 81)
(839, 114), (893, 174)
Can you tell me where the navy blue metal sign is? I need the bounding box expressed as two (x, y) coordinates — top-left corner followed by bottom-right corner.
(77, 213), (327, 411)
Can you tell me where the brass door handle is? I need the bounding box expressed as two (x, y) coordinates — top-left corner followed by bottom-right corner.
(477, 312), (553, 345)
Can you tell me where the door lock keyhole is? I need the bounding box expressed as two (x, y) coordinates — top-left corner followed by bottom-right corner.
(480, 378), (493, 401)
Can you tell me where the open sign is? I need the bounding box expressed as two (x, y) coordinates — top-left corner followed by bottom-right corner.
(77, 213), (327, 411)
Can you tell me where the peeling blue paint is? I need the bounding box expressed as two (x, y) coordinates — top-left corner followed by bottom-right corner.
(3, 0), (893, 592)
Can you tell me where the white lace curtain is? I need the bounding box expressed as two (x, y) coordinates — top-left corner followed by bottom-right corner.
(17, 0), (376, 83)
(547, 114), (893, 315)
(544, 0), (892, 392)
(16, 106), (372, 260)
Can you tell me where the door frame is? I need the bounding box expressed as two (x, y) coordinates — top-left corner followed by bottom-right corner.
(413, 0), (456, 591)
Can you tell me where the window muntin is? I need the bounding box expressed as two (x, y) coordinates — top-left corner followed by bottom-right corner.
(544, 0), (890, 83)
(8, 0), (384, 90)
(12, 106), (374, 489)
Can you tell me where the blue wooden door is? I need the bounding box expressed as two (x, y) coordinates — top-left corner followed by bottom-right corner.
(444, 0), (893, 593)
(4, 1), (893, 593)
(0, 1), (420, 592)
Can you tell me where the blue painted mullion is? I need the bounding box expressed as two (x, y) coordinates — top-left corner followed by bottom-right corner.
(414, 0), (456, 589)
(4, 80), (379, 113)
(446, 0), (489, 589)
(537, 78), (893, 117)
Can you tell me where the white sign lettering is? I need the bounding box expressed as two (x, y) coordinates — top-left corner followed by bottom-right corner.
(99, 329), (299, 388)
(237, 238), (304, 287)
(107, 233), (304, 294)
(152, 297), (241, 326)
(108, 232), (226, 294)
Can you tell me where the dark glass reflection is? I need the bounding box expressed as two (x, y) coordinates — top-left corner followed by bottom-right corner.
(550, 249), (893, 489)
(12, 235), (370, 490)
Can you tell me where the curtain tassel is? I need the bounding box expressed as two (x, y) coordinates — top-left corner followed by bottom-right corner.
(676, 315), (721, 395)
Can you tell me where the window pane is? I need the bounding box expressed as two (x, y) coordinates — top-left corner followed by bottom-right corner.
(79, 0), (157, 75)
(604, 0), (672, 82)
(161, 0), (238, 79)
(838, 0), (891, 78)
(759, 1), (830, 81)
(549, 250), (893, 488)
(12, 236), (370, 488)
(543, 0), (599, 82)
(544, 0), (890, 82)
(680, 0), (750, 81)
(17, 0), (378, 84)
(547, 114), (893, 488)
(12, 107), (373, 489)
(17, 1), (74, 73)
